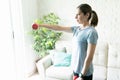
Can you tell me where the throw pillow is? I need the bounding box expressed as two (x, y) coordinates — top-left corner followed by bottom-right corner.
(53, 52), (71, 67)
(50, 47), (67, 63)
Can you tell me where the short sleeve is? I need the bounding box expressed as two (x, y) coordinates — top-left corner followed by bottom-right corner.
(71, 26), (78, 35)
(87, 30), (98, 44)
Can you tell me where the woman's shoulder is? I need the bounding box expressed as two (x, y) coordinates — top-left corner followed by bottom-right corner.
(87, 27), (98, 36)
(88, 27), (97, 32)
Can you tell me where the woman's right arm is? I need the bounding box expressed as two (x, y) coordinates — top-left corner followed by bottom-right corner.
(39, 24), (72, 33)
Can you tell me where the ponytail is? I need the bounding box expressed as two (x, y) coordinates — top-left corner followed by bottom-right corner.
(90, 10), (98, 27)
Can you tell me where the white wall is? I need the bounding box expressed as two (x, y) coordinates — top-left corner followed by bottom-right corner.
(38, 0), (77, 25)
(38, 0), (120, 42)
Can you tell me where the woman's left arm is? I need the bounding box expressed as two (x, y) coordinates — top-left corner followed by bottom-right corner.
(81, 43), (96, 76)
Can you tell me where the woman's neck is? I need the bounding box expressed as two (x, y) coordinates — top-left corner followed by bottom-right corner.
(80, 22), (90, 29)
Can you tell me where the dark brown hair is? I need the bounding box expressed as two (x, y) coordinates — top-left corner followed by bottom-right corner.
(77, 4), (98, 27)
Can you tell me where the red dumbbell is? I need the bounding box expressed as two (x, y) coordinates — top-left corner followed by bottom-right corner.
(32, 23), (39, 30)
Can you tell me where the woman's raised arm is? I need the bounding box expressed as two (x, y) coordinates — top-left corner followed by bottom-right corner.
(39, 24), (72, 33)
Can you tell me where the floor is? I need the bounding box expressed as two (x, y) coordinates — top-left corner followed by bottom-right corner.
(26, 73), (41, 80)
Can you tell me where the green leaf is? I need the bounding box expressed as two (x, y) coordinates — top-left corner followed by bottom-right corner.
(34, 19), (43, 24)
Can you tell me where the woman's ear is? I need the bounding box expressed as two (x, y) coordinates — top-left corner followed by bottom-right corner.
(86, 13), (90, 18)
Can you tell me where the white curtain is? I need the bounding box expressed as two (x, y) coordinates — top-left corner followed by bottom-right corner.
(0, 0), (16, 80)
(0, 0), (39, 79)
(0, 0), (26, 80)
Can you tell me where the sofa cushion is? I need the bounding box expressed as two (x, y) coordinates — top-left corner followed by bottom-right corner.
(107, 67), (120, 80)
(93, 65), (107, 80)
(93, 41), (108, 66)
(108, 42), (120, 68)
(46, 65), (73, 80)
(55, 41), (73, 54)
(53, 52), (72, 67)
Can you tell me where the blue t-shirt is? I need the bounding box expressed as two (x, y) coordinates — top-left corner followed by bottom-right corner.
(71, 26), (98, 76)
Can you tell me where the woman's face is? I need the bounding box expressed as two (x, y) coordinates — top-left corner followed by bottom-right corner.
(75, 9), (88, 24)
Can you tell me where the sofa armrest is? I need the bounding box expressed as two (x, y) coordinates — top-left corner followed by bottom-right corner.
(36, 55), (52, 80)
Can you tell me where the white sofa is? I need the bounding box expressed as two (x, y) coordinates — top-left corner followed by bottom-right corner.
(36, 40), (120, 80)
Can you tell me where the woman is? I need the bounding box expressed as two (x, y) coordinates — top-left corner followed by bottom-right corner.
(36, 3), (98, 80)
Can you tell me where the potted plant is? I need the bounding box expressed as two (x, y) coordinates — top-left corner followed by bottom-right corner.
(30, 13), (62, 58)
